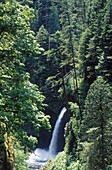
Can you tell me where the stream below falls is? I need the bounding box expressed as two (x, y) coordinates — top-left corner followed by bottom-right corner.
(26, 148), (56, 169)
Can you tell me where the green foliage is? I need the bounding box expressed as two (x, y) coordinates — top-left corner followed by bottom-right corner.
(80, 76), (112, 169)
(44, 151), (67, 170)
(36, 25), (49, 50)
(79, 27), (98, 84)
(67, 160), (81, 170)
(98, 0), (112, 83)
(44, 151), (82, 170)
(78, 78), (90, 111)
(79, 0), (112, 85)
(15, 143), (30, 170)
(0, 0), (51, 168)
(0, 0), (50, 137)
(69, 102), (80, 117)
(64, 117), (78, 156)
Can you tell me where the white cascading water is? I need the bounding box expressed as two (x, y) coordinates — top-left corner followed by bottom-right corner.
(49, 107), (66, 158)
(27, 107), (66, 169)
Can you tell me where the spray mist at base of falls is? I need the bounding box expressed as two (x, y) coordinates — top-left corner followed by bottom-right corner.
(27, 107), (66, 169)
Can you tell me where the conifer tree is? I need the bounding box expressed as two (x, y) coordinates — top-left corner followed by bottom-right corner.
(80, 77), (112, 169)
(99, 0), (112, 83)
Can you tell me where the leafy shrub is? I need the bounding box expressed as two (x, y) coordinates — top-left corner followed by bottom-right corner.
(43, 151), (67, 170)
(14, 143), (30, 170)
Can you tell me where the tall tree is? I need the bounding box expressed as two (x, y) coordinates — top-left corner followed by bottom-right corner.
(80, 77), (112, 169)
(99, 0), (112, 83)
(0, 1), (50, 168)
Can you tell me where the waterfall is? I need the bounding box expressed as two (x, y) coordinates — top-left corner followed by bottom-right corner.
(27, 107), (66, 169)
(49, 107), (66, 158)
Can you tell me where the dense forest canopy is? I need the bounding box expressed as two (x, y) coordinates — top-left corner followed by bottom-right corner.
(0, 0), (112, 169)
